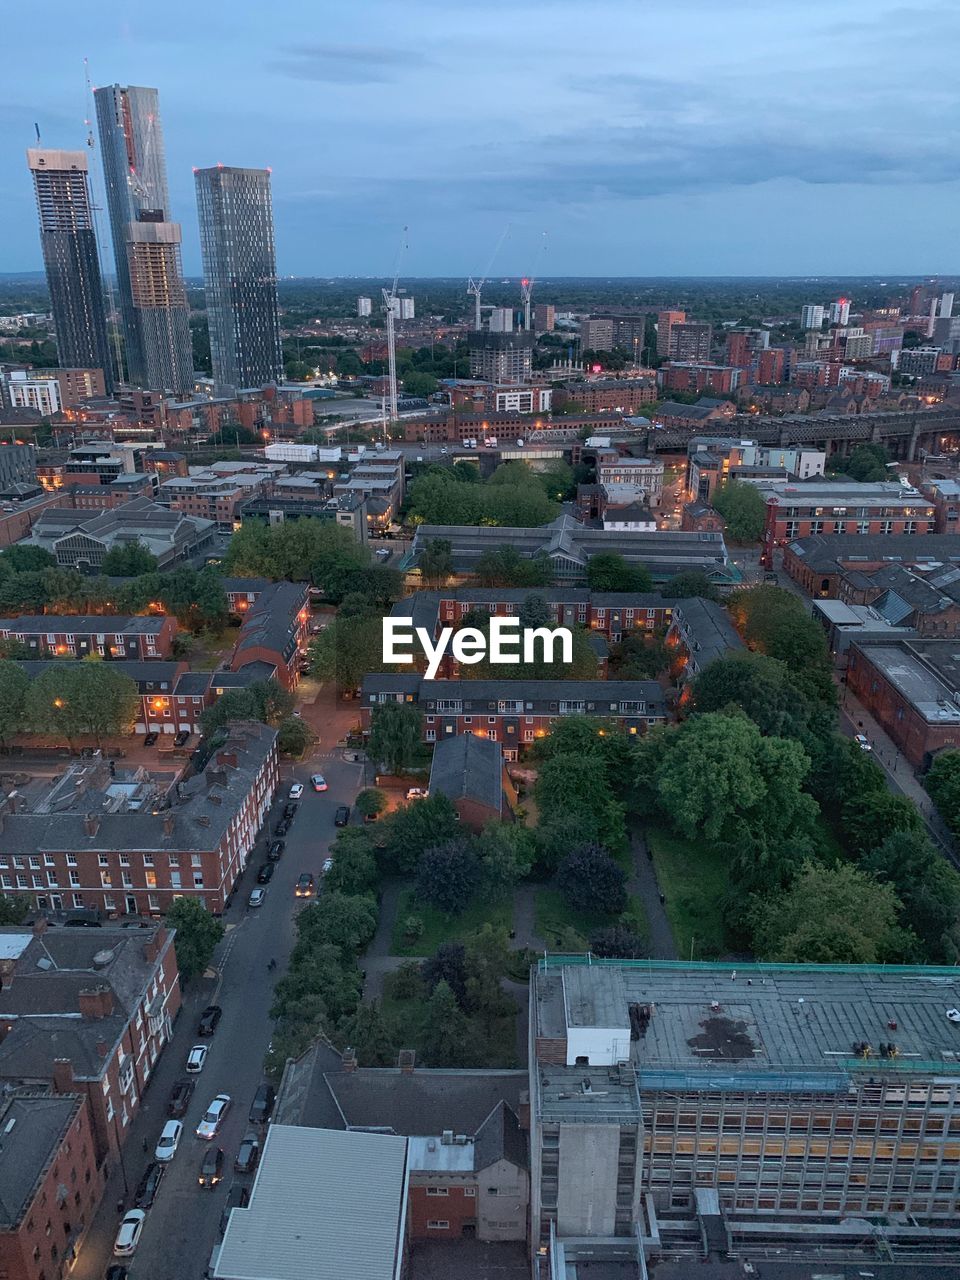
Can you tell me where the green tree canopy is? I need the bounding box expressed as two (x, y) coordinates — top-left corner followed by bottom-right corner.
(166, 898), (225, 982)
(367, 702), (423, 774)
(586, 553), (653, 593)
(841, 790), (924, 858)
(557, 843), (627, 915)
(418, 538), (454, 586)
(25, 662), (139, 746)
(383, 793), (459, 875)
(100, 540), (159, 576)
(661, 571), (718, 600)
(325, 828), (379, 896)
(297, 892), (378, 957)
(416, 839), (482, 914)
(535, 753), (627, 853)
(925, 751), (960, 835)
(712, 480), (766, 541)
(475, 546), (552, 588)
(0, 660), (29, 745)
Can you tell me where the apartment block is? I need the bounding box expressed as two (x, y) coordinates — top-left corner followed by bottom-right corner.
(0, 614), (177, 660)
(658, 363), (738, 395)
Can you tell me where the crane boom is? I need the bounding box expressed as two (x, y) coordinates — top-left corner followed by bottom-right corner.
(467, 224), (510, 330)
(520, 231), (548, 330)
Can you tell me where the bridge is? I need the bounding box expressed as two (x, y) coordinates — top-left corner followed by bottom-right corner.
(635, 407), (960, 459)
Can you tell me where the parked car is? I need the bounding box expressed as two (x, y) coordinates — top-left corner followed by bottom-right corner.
(113, 1210), (146, 1257)
(256, 863), (274, 884)
(288, 782), (304, 800)
(135, 1161), (165, 1209)
(406, 787), (428, 800)
(198, 1146), (225, 1188)
(155, 1120), (182, 1162)
(143, 732), (158, 747)
(273, 819), (290, 837)
(197, 1094), (231, 1140)
(283, 802), (298, 819)
(220, 1184), (249, 1234)
(267, 840), (285, 861)
(198, 1005), (222, 1036)
(168, 1079), (196, 1114)
(322, 857), (334, 874)
(174, 730), (191, 747)
(334, 805), (350, 827)
(234, 1133), (260, 1174)
(248, 1082), (275, 1126)
(105, 1267), (129, 1280)
(248, 888), (266, 909)
(186, 1044), (208, 1074)
(310, 773), (327, 792)
(854, 734), (872, 752)
(295, 873), (315, 899)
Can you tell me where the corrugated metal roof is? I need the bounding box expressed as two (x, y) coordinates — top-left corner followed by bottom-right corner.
(216, 1125), (407, 1280)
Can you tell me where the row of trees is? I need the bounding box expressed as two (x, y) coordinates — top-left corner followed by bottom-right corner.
(406, 461), (566, 528)
(226, 519), (400, 605)
(0, 659), (139, 747)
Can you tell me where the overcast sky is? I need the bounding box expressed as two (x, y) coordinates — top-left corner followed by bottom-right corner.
(3, 0), (959, 277)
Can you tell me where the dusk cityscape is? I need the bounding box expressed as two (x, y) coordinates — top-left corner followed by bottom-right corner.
(1, 4), (960, 1280)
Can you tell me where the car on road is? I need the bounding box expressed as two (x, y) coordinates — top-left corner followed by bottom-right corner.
(256, 863), (275, 884)
(143, 732), (158, 747)
(197, 1094), (231, 1139)
(168, 1078), (196, 1113)
(135, 1161), (165, 1209)
(322, 857), (334, 874)
(248, 1082), (275, 1126)
(273, 818), (290, 837)
(198, 1005), (222, 1036)
(288, 782), (304, 800)
(854, 734), (872, 751)
(220, 1184), (249, 1234)
(186, 1044), (208, 1074)
(234, 1132), (260, 1174)
(174, 730), (191, 747)
(155, 1120), (183, 1162)
(267, 839), (285, 860)
(283, 802), (298, 820)
(113, 1210), (146, 1257)
(334, 805), (350, 827)
(198, 1146), (225, 1188)
(310, 773), (328, 792)
(295, 873), (315, 899)
(406, 787), (429, 800)
(248, 887), (266, 908)
(105, 1267), (129, 1280)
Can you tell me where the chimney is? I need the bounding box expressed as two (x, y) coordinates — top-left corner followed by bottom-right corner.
(142, 927), (165, 965)
(83, 812), (100, 838)
(79, 986), (114, 1020)
(216, 750), (238, 770)
(162, 813), (175, 838)
(341, 1047), (357, 1074)
(398, 1049), (416, 1075)
(205, 768), (228, 789)
(95, 1038), (109, 1061)
(32, 917), (48, 938)
(516, 1090), (530, 1131)
(52, 1059), (74, 1094)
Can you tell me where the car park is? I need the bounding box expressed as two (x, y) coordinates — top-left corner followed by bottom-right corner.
(248, 888), (266, 908)
(267, 840), (285, 860)
(186, 1044), (208, 1074)
(168, 1079), (196, 1113)
(220, 1184), (249, 1234)
(198, 1146), (225, 1188)
(310, 773), (327, 791)
(256, 863), (274, 884)
(198, 1005), (222, 1035)
(143, 732), (158, 747)
(155, 1120), (182, 1162)
(248, 1082), (276, 1126)
(234, 1133), (261, 1174)
(334, 805), (350, 827)
(197, 1094), (231, 1139)
(135, 1161), (165, 1209)
(288, 782), (304, 800)
(295, 873), (315, 899)
(113, 1210), (146, 1257)
(322, 857), (334, 874)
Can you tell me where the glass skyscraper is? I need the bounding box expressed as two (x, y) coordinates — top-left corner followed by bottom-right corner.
(26, 149), (114, 394)
(194, 166), (283, 393)
(93, 84), (193, 394)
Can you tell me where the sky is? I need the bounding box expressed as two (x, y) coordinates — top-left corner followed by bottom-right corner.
(3, 0), (960, 278)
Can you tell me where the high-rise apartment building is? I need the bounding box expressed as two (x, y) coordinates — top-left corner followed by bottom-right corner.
(668, 321), (712, 361)
(94, 84), (193, 394)
(488, 307), (514, 334)
(829, 298), (851, 325)
(357, 296), (373, 317)
(467, 331), (533, 384)
(756, 347), (785, 385)
(656, 309), (685, 357)
(801, 303), (825, 329)
(26, 149), (114, 394)
(725, 331), (751, 367)
(580, 316), (614, 351)
(399, 296), (415, 320)
(194, 166), (282, 394)
(533, 303), (555, 332)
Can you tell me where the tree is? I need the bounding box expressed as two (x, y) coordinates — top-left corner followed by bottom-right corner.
(325, 828), (378, 896)
(712, 480), (766, 541)
(728, 586), (835, 704)
(337, 1001), (397, 1066)
(200, 689), (259, 737)
(557, 843), (627, 915)
(277, 716), (311, 756)
(402, 370), (438, 397)
(383, 793), (459, 875)
(519, 592), (551, 629)
(0, 895), (30, 925)
(613, 632), (668, 680)
(297, 893), (378, 957)
(590, 924), (648, 958)
(475, 823), (535, 889)
(166, 898), (225, 983)
(416, 839), (482, 914)
(421, 942), (468, 1005)
(925, 751), (960, 834)
(100, 540), (159, 576)
(535, 754), (627, 854)
(367, 702), (422, 775)
(865, 828), (960, 961)
(420, 980), (472, 1067)
(355, 788), (387, 820)
(586, 553), (653, 593)
(534, 809), (605, 879)
(692, 651), (804, 738)
(750, 861), (912, 963)
(25, 663), (139, 746)
(0, 545), (55, 575)
(418, 538), (453, 586)
(828, 443), (891, 483)
(841, 791), (923, 859)
(308, 613), (387, 692)
(475, 546), (552, 588)
(0, 660), (29, 745)
(662, 571), (718, 600)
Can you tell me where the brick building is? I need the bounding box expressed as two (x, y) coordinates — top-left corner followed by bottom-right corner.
(756, 347), (785, 385)
(427, 734), (515, 830)
(782, 534), (960, 597)
(835, 561), (960, 637)
(229, 581), (309, 689)
(922, 479), (960, 534)
(658, 363), (739, 395)
(846, 639), (960, 766)
(667, 598), (744, 681)
(0, 614), (177, 661)
(680, 501), (726, 533)
(552, 379), (656, 414)
(650, 399), (737, 431)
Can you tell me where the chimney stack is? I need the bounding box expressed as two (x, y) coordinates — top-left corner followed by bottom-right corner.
(95, 1038), (109, 1061)
(341, 1047), (357, 1074)
(216, 750), (238, 770)
(83, 812), (100, 838)
(141, 927), (165, 965)
(52, 1059), (74, 1094)
(162, 813), (175, 838)
(32, 917), (48, 938)
(398, 1049), (416, 1075)
(79, 986), (115, 1020)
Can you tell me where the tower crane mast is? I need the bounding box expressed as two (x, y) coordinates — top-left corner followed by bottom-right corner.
(381, 227), (408, 432)
(520, 231), (548, 331)
(467, 224), (510, 331)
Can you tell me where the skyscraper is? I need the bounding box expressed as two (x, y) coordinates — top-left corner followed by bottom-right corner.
(26, 149), (114, 394)
(194, 166), (282, 393)
(94, 84), (193, 394)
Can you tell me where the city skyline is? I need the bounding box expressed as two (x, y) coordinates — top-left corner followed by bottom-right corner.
(3, 0), (960, 279)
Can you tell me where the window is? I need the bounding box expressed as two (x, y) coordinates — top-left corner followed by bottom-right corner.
(66, 854), (77, 867)
(464, 1186), (476, 1197)
(425, 1187), (448, 1196)
(72, 894), (83, 909)
(29, 856), (40, 869)
(98, 854), (109, 868)
(426, 1220), (449, 1230)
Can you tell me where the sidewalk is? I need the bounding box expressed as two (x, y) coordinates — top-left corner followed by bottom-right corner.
(628, 829), (678, 959)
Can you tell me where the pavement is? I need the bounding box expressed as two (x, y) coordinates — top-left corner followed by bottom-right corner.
(71, 684), (365, 1280)
(628, 829), (678, 959)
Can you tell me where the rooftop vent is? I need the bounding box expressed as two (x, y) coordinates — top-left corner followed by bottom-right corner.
(92, 949), (114, 970)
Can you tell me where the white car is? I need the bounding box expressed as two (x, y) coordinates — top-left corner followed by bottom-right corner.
(947, 1008), (960, 1024)
(854, 734), (872, 752)
(322, 857), (334, 874)
(197, 1094), (231, 1140)
(113, 1209), (146, 1257)
(248, 888), (266, 908)
(186, 1044), (208, 1073)
(288, 782), (304, 800)
(406, 787), (429, 801)
(155, 1120), (183, 1162)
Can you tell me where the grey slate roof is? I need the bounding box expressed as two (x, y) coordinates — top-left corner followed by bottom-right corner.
(670, 598), (744, 667)
(474, 1100), (527, 1172)
(787, 533), (960, 571)
(233, 582), (307, 661)
(0, 614), (166, 636)
(0, 1094), (81, 1228)
(17, 659), (184, 691)
(429, 734), (505, 813)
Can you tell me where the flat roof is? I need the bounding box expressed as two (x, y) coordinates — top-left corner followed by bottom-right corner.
(854, 641), (960, 723)
(216, 1125), (407, 1280)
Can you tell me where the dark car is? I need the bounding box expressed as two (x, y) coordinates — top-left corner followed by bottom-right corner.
(197, 1005), (222, 1036)
(283, 802), (298, 820)
(294, 873), (315, 899)
(134, 1161), (165, 1209)
(248, 1082), (275, 1126)
(198, 1146), (224, 1188)
(234, 1133), (260, 1174)
(105, 1268), (129, 1280)
(220, 1184), (249, 1234)
(256, 863), (275, 884)
(267, 840), (285, 861)
(143, 732), (159, 747)
(174, 730), (191, 747)
(273, 819), (290, 837)
(334, 805), (350, 827)
(167, 1079), (195, 1118)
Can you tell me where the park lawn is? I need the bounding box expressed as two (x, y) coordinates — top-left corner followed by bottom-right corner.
(534, 887), (650, 951)
(390, 886), (512, 956)
(646, 823), (730, 960)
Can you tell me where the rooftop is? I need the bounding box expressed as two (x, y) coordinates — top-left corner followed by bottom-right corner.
(363, 674), (667, 718)
(670, 598), (745, 666)
(757, 479), (930, 508)
(852, 639), (960, 724)
(787, 532), (960, 571)
(429, 734), (505, 813)
(0, 1094), (81, 1229)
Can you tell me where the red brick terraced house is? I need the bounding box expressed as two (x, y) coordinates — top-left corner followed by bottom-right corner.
(229, 582), (309, 691)
(0, 615), (177, 661)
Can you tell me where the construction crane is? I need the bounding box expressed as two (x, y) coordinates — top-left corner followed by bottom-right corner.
(467, 224), (510, 331)
(126, 111), (157, 207)
(520, 231), (548, 331)
(381, 227), (408, 433)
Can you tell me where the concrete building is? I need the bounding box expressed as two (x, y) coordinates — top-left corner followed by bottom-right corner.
(4, 373), (61, 417)
(656, 310), (686, 358)
(895, 347), (943, 377)
(800, 303), (825, 329)
(829, 298), (851, 325)
(357, 295), (373, 318)
(835, 560), (960, 637)
(667, 321), (712, 362)
(428, 733), (515, 829)
(756, 347), (785, 385)
(685, 439), (826, 504)
(467, 331), (533, 384)
(533, 303), (555, 332)
(923, 479), (960, 534)
(667, 597), (744, 680)
(596, 456), (664, 506)
(553, 379), (655, 415)
(650, 400), (737, 431)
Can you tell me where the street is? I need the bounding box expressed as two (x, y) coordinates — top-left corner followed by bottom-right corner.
(72, 687), (363, 1280)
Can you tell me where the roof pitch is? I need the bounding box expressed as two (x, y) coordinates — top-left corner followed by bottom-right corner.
(429, 734), (504, 812)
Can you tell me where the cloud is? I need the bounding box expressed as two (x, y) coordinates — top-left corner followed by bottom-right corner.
(268, 42), (432, 84)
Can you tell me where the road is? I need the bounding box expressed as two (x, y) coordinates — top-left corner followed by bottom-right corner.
(72, 687), (363, 1280)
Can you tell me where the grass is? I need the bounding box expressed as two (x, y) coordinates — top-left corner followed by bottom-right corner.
(534, 887), (650, 951)
(182, 629), (235, 671)
(390, 886), (512, 956)
(646, 823), (731, 960)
